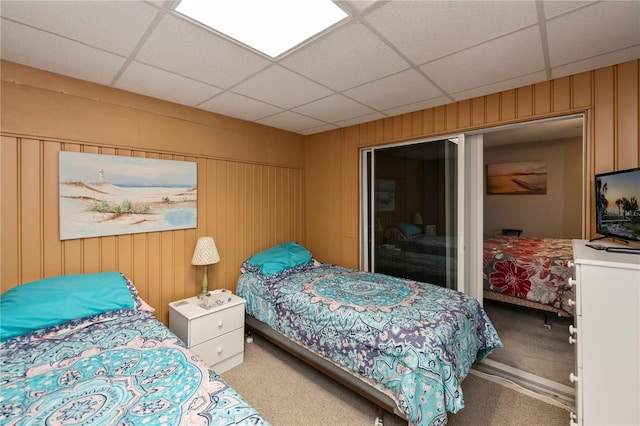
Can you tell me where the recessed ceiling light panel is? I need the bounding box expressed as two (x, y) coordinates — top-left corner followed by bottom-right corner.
(175, 0), (348, 58)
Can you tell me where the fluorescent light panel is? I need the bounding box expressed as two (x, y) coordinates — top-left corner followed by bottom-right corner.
(175, 0), (347, 58)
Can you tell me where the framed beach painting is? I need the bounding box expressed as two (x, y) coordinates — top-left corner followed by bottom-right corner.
(59, 152), (197, 240)
(486, 160), (547, 195)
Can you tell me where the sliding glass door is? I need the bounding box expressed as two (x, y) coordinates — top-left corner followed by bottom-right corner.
(360, 136), (464, 291)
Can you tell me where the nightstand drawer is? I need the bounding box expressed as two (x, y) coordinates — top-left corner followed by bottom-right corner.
(189, 303), (244, 346)
(192, 327), (244, 369)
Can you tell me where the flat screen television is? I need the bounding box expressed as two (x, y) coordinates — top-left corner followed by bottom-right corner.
(594, 167), (640, 242)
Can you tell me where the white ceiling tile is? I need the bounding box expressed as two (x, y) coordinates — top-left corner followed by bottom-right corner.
(422, 27), (545, 94)
(334, 112), (386, 128)
(344, 69), (443, 111)
(365, 1), (538, 65)
(115, 62), (222, 106)
(232, 65), (333, 109)
(546, 1), (640, 68)
(0, 1), (159, 55)
(335, 1), (381, 15)
(257, 111), (326, 133)
(382, 96), (452, 118)
(136, 14), (271, 88)
(1, 0), (635, 135)
(298, 123), (340, 135)
(551, 46), (640, 80)
(0, 20), (125, 85)
(541, 1), (595, 19)
(450, 71), (547, 103)
(293, 94), (375, 122)
(280, 22), (409, 91)
(199, 92), (284, 122)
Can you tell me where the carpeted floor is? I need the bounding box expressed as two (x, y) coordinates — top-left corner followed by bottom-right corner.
(221, 333), (571, 425)
(482, 301), (574, 387)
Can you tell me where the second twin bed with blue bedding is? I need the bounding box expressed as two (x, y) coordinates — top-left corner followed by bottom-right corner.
(237, 242), (502, 426)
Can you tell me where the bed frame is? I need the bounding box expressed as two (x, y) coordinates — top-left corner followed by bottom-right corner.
(483, 290), (572, 329)
(245, 314), (408, 424)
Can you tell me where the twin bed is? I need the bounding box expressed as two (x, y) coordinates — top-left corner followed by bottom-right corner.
(0, 272), (268, 425)
(237, 242), (502, 426)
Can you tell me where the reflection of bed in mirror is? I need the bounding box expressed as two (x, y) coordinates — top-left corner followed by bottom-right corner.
(377, 225), (575, 319)
(375, 223), (455, 287)
(483, 235), (574, 318)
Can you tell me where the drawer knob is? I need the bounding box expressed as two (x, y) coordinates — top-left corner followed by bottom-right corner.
(569, 373), (578, 383)
(569, 325), (577, 335)
(217, 347), (223, 355)
(217, 321), (224, 328)
(568, 298), (576, 307)
(569, 336), (576, 344)
(567, 278), (576, 288)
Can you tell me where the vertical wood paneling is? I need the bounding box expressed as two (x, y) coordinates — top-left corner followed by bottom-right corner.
(42, 141), (62, 278)
(516, 86), (534, 117)
(471, 98), (485, 126)
(458, 100), (472, 129)
(21, 139), (42, 283)
(500, 90), (516, 121)
(485, 94), (500, 123)
(572, 71), (592, 108)
(616, 61), (639, 169)
(1, 137), (19, 292)
(534, 81), (552, 115)
(594, 67), (616, 173)
(553, 77), (571, 111)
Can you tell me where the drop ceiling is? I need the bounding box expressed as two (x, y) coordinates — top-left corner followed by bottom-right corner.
(1, 1), (639, 135)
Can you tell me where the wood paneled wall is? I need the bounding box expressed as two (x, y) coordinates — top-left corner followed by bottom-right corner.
(305, 60), (640, 267)
(1, 61), (305, 325)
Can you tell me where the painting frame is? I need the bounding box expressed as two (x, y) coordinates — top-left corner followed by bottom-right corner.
(486, 160), (547, 195)
(59, 152), (197, 240)
(375, 178), (395, 212)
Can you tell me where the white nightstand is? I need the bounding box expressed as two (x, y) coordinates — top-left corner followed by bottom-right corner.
(169, 292), (245, 374)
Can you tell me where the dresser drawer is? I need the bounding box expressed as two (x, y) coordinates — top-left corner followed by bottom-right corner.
(189, 303), (244, 346)
(192, 327), (244, 369)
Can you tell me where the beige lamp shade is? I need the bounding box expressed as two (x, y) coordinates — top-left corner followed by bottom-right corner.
(191, 236), (220, 265)
(410, 212), (423, 225)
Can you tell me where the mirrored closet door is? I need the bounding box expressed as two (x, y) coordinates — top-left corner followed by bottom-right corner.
(360, 136), (464, 293)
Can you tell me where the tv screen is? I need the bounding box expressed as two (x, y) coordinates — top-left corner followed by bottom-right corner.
(595, 167), (640, 242)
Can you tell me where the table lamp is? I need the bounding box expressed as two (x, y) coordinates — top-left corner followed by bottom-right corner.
(191, 236), (220, 296)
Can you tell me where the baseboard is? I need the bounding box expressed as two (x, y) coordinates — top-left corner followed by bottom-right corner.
(473, 359), (575, 409)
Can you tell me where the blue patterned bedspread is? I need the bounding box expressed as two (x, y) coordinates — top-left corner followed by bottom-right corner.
(0, 309), (268, 426)
(237, 264), (502, 426)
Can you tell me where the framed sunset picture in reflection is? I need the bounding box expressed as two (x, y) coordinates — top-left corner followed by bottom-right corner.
(486, 160), (547, 195)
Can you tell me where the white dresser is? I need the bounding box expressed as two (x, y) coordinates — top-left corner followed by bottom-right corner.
(570, 240), (640, 425)
(169, 293), (246, 374)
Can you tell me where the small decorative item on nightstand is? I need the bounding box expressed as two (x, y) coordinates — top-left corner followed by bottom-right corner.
(169, 293), (245, 373)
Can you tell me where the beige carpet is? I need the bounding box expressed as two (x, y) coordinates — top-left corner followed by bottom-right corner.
(221, 334), (571, 425)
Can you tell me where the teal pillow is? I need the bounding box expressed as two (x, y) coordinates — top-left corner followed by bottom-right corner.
(1, 271), (135, 341)
(247, 242), (312, 276)
(394, 222), (422, 237)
